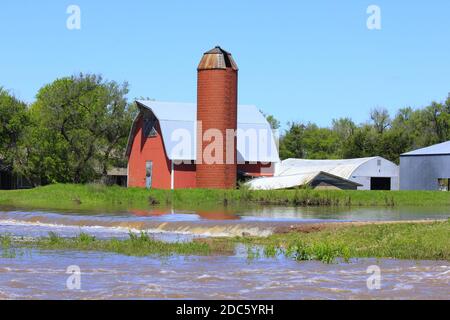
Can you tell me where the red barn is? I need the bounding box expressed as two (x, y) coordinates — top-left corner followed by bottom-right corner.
(125, 101), (279, 189)
(125, 46), (279, 189)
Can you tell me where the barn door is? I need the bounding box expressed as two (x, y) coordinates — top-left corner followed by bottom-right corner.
(371, 177), (391, 190)
(145, 161), (153, 189)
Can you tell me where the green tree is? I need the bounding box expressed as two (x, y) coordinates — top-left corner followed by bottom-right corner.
(16, 74), (135, 185)
(279, 122), (306, 159)
(332, 117), (357, 158)
(370, 107), (391, 134)
(341, 124), (378, 159)
(423, 102), (450, 143)
(265, 114), (281, 130)
(0, 88), (28, 169)
(279, 122), (340, 160)
(332, 118), (356, 141)
(276, 93), (450, 163)
(302, 123), (340, 159)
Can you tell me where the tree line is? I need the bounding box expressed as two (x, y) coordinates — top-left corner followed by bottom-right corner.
(268, 95), (450, 163)
(0, 74), (136, 186)
(1, 73), (449, 186)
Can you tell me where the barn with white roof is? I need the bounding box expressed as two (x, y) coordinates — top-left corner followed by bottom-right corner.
(125, 46), (285, 189)
(126, 100), (279, 189)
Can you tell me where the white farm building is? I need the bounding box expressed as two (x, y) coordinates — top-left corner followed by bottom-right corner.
(247, 157), (399, 191)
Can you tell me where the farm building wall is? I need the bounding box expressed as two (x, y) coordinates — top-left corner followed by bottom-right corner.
(350, 158), (399, 190)
(0, 170), (33, 190)
(238, 163), (274, 177)
(275, 157), (399, 191)
(400, 155), (450, 190)
(128, 113), (275, 190)
(127, 115), (172, 189)
(0, 170), (13, 190)
(174, 162), (197, 189)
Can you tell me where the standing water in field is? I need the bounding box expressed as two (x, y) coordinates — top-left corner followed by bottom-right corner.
(0, 206), (449, 240)
(0, 206), (449, 300)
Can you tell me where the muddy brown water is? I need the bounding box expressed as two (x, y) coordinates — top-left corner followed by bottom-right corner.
(0, 248), (448, 300)
(0, 206), (448, 300)
(0, 206), (449, 240)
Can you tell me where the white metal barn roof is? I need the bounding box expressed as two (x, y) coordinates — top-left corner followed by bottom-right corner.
(247, 171), (361, 190)
(248, 156), (399, 190)
(401, 141), (450, 156)
(276, 157), (380, 179)
(247, 172), (319, 190)
(126, 101), (280, 163)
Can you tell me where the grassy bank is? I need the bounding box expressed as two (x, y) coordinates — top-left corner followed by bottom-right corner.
(1, 184), (450, 211)
(2, 220), (449, 262)
(212, 220), (450, 263)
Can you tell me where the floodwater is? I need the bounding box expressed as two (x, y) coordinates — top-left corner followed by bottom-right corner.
(0, 205), (448, 300)
(0, 205), (449, 240)
(0, 248), (448, 300)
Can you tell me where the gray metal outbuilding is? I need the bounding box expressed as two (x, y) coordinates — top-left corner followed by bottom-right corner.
(400, 141), (450, 191)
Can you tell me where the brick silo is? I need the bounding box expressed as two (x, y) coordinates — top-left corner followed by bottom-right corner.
(197, 46), (238, 189)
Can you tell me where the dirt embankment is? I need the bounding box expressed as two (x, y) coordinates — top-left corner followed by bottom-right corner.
(273, 219), (445, 235)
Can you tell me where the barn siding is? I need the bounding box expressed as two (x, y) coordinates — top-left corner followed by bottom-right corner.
(127, 115), (172, 189)
(238, 163), (274, 177)
(400, 155), (450, 190)
(128, 114), (275, 190)
(174, 163), (196, 189)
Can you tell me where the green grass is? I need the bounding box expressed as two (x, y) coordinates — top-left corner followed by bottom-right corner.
(0, 232), (234, 257)
(215, 220), (450, 263)
(1, 234), (20, 258)
(2, 220), (447, 263)
(1, 184), (450, 211)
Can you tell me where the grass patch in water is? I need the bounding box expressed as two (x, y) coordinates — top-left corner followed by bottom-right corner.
(1, 184), (450, 211)
(211, 220), (450, 263)
(5, 232), (233, 257)
(0, 234), (20, 258)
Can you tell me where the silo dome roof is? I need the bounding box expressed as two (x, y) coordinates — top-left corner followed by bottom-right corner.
(198, 46), (238, 71)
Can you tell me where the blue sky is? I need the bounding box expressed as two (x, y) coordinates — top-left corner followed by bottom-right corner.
(1, 1), (449, 128)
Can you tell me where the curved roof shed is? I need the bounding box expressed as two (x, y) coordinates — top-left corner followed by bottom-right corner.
(277, 157), (381, 179)
(247, 157), (399, 190)
(247, 171), (362, 191)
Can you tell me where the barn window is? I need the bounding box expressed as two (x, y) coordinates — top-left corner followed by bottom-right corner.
(143, 115), (157, 137)
(438, 179), (449, 191)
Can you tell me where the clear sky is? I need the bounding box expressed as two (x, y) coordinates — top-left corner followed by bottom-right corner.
(1, 1), (449, 128)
